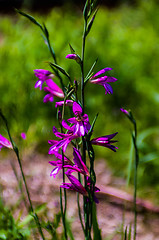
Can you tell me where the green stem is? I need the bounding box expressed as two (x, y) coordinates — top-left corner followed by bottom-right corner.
(133, 121), (139, 240)
(0, 111), (45, 240)
(81, 20), (87, 113)
(81, 16), (92, 240)
(45, 31), (65, 91)
(60, 188), (67, 240)
(59, 118), (68, 240)
(10, 160), (28, 210)
(77, 192), (85, 233)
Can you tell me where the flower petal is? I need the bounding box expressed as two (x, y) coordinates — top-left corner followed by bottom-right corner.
(91, 67), (113, 79)
(72, 102), (82, 116)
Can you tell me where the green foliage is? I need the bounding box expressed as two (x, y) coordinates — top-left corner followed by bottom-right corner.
(0, 199), (30, 240)
(0, 0), (159, 195)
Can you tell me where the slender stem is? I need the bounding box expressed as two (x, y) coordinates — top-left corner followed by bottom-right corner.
(60, 188), (67, 240)
(81, 16), (92, 240)
(10, 160), (28, 210)
(77, 192), (85, 232)
(0, 111), (45, 240)
(45, 31), (65, 91)
(133, 121), (139, 240)
(81, 20), (87, 113)
(59, 117), (68, 240)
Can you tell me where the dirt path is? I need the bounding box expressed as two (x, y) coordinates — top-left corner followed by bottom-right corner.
(0, 153), (159, 239)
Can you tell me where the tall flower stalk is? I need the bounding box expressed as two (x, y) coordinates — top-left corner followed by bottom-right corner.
(15, 1), (118, 239)
(121, 109), (139, 240)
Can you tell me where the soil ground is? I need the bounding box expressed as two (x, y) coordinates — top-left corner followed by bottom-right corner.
(0, 152), (159, 240)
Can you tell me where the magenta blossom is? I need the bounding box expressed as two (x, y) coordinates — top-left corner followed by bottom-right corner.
(63, 148), (89, 176)
(34, 69), (55, 90)
(91, 132), (118, 152)
(90, 68), (117, 94)
(55, 100), (73, 108)
(120, 108), (129, 115)
(61, 171), (87, 196)
(49, 148), (89, 177)
(21, 132), (26, 140)
(67, 102), (91, 136)
(49, 151), (72, 178)
(66, 54), (78, 60)
(48, 120), (78, 153)
(0, 134), (13, 151)
(43, 79), (64, 103)
(61, 171), (100, 202)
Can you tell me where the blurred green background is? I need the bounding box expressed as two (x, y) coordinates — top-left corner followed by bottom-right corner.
(0, 0), (159, 199)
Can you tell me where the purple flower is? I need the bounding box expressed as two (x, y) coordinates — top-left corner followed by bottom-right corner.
(61, 171), (87, 196)
(49, 148), (89, 178)
(34, 69), (54, 90)
(61, 171), (100, 202)
(21, 132), (26, 140)
(49, 151), (72, 178)
(72, 148), (89, 175)
(120, 108), (129, 115)
(48, 120), (78, 152)
(91, 132), (118, 152)
(90, 68), (117, 94)
(65, 54), (78, 60)
(67, 102), (91, 136)
(55, 100), (73, 108)
(64, 148), (89, 176)
(43, 79), (64, 103)
(0, 134), (13, 151)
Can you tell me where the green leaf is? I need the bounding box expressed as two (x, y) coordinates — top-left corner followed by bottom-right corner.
(86, 10), (97, 36)
(85, 58), (98, 84)
(48, 62), (70, 79)
(16, 9), (43, 30)
(139, 152), (159, 164)
(91, 0), (99, 13)
(69, 43), (76, 54)
(0, 230), (7, 240)
(42, 23), (49, 38)
(124, 226), (127, 240)
(137, 127), (159, 145)
(88, 113), (99, 137)
(83, 0), (90, 20)
(18, 203), (46, 228)
(65, 218), (75, 240)
(128, 225), (132, 240)
(92, 202), (102, 240)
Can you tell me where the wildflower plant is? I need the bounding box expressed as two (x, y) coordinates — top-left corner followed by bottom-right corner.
(0, 1), (118, 239)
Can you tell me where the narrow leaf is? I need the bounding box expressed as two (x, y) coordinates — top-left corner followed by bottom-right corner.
(16, 9), (43, 30)
(128, 225), (132, 240)
(88, 113), (99, 137)
(86, 9), (97, 36)
(65, 218), (75, 240)
(42, 23), (49, 38)
(48, 62), (70, 79)
(85, 58), (98, 84)
(92, 202), (102, 240)
(139, 152), (159, 164)
(124, 226), (127, 240)
(83, 0), (90, 20)
(69, 43), (76, 54)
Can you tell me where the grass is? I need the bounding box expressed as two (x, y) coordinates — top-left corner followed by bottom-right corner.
(0, 0), (159, 199)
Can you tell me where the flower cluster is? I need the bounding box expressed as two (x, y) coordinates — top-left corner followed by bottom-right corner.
(34, 58), (118, 202)
(48, 99), (118, 201)
(34, 69), (64, 103)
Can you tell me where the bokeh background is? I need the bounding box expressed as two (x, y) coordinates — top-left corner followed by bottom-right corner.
(0, 0), (159, 200)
